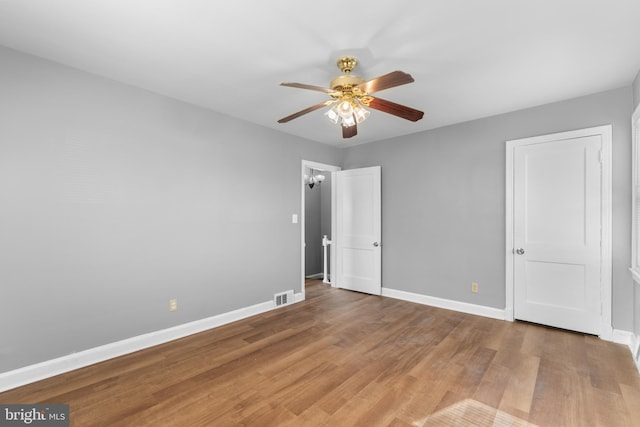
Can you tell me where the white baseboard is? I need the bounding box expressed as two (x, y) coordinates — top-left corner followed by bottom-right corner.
(599, 324), (615, 342)
(381, 287), (507, 321)
(630, 332), (640, 373)
(0, 299), (276, 393)
(613, 330), (640, 374)
(305, 273), (324, 279)
(611, 329), (634, 346)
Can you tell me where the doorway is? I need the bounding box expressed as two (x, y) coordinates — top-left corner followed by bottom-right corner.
(301, 160), (340, 299)
(505, 125), (612, 337)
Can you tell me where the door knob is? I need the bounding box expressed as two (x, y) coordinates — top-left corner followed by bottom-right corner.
(373, 242), (380, 247)
(515, 248), (525, 255)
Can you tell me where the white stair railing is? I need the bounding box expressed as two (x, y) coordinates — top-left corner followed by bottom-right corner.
(322, 235), (332, 284)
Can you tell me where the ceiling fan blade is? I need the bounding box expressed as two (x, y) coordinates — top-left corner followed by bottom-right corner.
(367, 96), (424, 122)
(342, 122), (357, 138)
(277, 100), (334, 123)
(280, 82), (336, 94)
(357, 71), (415, 94)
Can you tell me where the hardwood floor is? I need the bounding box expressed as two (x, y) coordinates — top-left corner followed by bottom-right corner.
(1, 280), (639, 426)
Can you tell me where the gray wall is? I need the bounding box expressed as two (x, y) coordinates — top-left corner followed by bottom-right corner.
(0, 46), (342, 372)
(342, 87), (634, 330)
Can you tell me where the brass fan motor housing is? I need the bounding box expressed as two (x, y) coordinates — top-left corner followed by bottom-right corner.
(330, 56), (365, 92)
(330, 74), (365, 91)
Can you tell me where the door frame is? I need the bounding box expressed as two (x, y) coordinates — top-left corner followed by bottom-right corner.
(505, 125), (612, 339)
(300, 160), (341, 299)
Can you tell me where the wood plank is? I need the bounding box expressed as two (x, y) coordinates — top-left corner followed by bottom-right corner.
(499, 354), (540, 414)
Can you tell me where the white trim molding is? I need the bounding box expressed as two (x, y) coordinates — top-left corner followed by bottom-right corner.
(611, 329), (640, 373)
(611, 329), (635, 346)
(631, 104), (640, 283)
(631, 332), (640, 373)
(300, 160), (341, 298)
(0, 299), (277, 393)
(505, 125), (613, 339)
(382, 287), (508, 321)
(629, 104), (640, 373)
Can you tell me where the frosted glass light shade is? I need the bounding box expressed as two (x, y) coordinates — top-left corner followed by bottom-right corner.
(337, 100), (354, 118)
(324, 107), (339, 124)
(342, 114), (356, 127)
(354, 106), (370, 123)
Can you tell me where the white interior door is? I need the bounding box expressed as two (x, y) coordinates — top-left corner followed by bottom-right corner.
(334, 166), (381, 295)
(512, 132), (603, 334)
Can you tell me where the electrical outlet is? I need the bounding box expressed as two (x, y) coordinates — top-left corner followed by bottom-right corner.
(169, 299), (177, 312)
(471, 282), (479, 293)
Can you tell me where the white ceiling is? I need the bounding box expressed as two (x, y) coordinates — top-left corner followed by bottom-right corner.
(1, 0), (640, 146)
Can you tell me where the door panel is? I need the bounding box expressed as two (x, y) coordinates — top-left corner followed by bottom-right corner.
(335, 166), (381, 295)
(514, 135), (602, 334)
(525, 261), (585, 310)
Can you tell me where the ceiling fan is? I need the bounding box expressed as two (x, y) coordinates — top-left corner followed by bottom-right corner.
(277, 56), (424, 139)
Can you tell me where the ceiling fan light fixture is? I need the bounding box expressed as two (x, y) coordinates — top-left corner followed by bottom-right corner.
(278, 56), (423, 139)
(305, 169), (325, 189)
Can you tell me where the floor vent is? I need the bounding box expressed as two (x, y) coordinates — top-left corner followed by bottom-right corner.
(274, 290), (294, 308)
